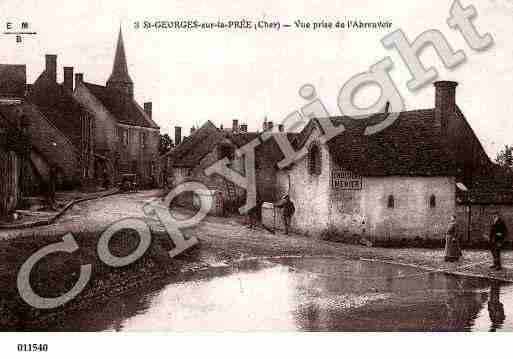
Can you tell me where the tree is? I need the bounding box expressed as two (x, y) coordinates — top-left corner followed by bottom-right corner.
(496, 145), (513, 171)
(159, 133), (174, 155)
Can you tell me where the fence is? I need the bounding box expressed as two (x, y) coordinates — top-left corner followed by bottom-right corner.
(0, 150), (19, 216)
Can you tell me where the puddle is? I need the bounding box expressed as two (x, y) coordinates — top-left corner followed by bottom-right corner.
(23, 257), (513, 331)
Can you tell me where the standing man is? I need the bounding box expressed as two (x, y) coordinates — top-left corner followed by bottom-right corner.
(275, 195), (295, 235)
(489, 212), (508, 271)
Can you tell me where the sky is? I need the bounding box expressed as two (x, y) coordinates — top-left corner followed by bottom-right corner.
(1, 0), (512, 159)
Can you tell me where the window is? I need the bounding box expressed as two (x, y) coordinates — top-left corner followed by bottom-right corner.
(429, 194), (436, 208)
(181, 168), (192, 177)
(121, 129), (129, 147)
(387, 195), (395, 209)
(140, 132), (147, 148)
(308, 143), (321, 176)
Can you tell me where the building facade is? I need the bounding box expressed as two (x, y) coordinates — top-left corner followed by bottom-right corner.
(263, 81), (501, 245)
(27, 54), (95, 187)
(0, 62), (87, 199)
(74, 29), (160, 187)
(160, 119), (286, 215)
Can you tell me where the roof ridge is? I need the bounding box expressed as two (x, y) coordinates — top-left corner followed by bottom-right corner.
(314, 108), (435, 121)
(82, 81), (158, 129)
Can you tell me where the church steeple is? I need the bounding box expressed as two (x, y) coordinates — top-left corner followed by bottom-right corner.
(107, 27), (134, 97)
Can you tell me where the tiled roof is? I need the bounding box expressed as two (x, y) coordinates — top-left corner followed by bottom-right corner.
(83, 82), (158, 129)
(167, 121), (227, 167)
(29, 85), (86, 148)
(165, 123), (293, 168)
(0, 101), (78, 162)
(0, 64), (26, 98)
(225, 131), (259, 147)
(294, 109), (456, 176)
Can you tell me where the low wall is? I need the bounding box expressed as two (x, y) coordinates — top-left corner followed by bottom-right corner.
(262, 202), (285, 231)
(173, 189), (225, 216)
(456, 203), (513, 248)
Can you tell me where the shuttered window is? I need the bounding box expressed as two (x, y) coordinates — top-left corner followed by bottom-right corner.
(308, 143), (321, 176)
(387, 195), (395, 209)
(429, 194), (436, 208)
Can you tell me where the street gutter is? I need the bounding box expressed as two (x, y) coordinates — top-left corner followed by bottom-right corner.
(0, 188), (120, 230)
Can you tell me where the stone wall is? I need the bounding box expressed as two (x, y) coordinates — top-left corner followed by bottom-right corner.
(116, 123), (159, 187)
(275, 127), (456, 241)
(254, 139), (280, 203)
(171, 145), (246, 213)
(262, 202), (285, 230)
(276, 128), (331, 236)
(329, 175), (455, 243)
(75, 83), (160, 187)
(74, 83), (118, 156)
(172, 188), (225, 216)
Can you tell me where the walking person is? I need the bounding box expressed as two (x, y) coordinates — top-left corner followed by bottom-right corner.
(489, 212), (508, 271)
(275, 195), (295, 235)
(444, 215), (462, 262)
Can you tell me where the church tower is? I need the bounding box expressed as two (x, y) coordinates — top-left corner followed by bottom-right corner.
(106, 28), (134, 97)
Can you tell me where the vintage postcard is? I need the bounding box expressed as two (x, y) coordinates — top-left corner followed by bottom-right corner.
(1, 0), (513, 356)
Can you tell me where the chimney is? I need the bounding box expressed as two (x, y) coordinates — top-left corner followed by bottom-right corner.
(175, 126), (182, 146)
(278, 124), (284, 132)
(75, 73), (84, 87)
(240, 124), (248, 133)
(45, 54), (57, 83)
(434, 81), (458, 137)
(232, 119), (239, 133)
(144, 102), (152, 119)
(63, 66), (73, 92)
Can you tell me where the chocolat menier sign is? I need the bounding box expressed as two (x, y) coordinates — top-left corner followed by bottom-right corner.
(331, 170), (362, 190)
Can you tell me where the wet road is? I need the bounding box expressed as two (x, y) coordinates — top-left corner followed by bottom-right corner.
(30, 257), (513, 331)
(4, 192), (513, 331)
(0, 191), (162, 240)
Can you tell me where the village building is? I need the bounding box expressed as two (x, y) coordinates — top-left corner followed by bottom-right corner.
(0, 29), (161, 216)
(26, 55), (95, 188)
(160, 119), (285, 215)
(73, 29), (160, 188)
(0, 63), (88, 214)
(159, 80), (511, 246)
(0, 64), (29, 216)
(262, 81), (510, 245)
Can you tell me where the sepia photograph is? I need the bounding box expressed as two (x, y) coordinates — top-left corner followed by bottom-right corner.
(1, 0), (513, 356)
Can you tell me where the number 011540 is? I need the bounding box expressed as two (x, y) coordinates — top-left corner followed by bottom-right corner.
(17, 344), (48, 352)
